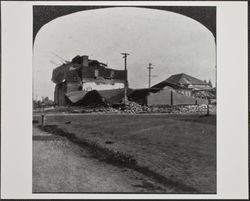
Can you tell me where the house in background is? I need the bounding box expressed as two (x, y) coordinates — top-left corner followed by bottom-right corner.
(165, 73), (212, 90)
(146, 73), (213, 106)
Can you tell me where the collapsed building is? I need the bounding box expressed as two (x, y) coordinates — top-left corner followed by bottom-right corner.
(52, 55), (127, 106)
(52, 55), (215, 107)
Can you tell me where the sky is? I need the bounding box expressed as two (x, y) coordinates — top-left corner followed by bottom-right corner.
(33, 7), (216, 100)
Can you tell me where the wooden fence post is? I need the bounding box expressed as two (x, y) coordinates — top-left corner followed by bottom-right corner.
(41, 114), (46, 127)
(41, 105), (46, 126)
(170, 91), (173, 106)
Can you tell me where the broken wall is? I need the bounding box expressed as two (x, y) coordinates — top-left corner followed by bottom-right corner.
(147, 88), (208, 106)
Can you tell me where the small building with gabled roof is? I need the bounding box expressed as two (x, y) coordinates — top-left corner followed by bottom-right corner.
(164, 73), (212, 90)
(145, 73), (213, 106)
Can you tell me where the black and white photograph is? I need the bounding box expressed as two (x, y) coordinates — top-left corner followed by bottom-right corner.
(32, 5), (216, 194)
(0, 1), (248, 199)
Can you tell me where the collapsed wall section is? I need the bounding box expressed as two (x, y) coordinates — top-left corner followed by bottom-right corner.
(147, 88), (208, 106)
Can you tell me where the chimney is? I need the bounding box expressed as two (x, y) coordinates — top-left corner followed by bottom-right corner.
(82, 55), (89, 67)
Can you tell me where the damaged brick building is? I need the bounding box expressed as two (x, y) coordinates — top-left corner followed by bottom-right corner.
(52, 55), (127, 106)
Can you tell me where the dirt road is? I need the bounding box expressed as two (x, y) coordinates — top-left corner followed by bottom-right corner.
(33, 127), (170, 193)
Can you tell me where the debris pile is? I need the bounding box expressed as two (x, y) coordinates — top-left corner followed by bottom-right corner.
(45, 102), (216, 114)
(148, 104), (216, 114)
(192, 90), (216, 99)
(123, 101), (150, 114)
(70, 101), (151, 114)
(87, 102), (216, 114)
(72, 106), (120, 114)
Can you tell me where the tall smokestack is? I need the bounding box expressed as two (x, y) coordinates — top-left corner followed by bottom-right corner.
(82, 55), (89, 67)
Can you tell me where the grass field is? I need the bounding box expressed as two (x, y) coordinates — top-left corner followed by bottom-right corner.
(33, 114), (216, 193)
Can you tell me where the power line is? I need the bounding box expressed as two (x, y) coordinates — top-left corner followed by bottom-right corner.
(147, 63), (153, 88)
(121, 53), (129, 71)
(147, 63), (158, 89)
(51, 52), (70, 64)
(121, 53), (129, 105)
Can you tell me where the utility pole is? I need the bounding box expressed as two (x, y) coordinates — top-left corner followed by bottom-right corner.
(121, 53), (129, 105)
(147, 63), (154, 88)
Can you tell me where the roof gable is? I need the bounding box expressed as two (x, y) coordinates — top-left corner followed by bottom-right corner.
(165, 73), (207, 86)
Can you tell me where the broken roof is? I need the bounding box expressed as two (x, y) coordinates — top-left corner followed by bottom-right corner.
(52, 63), (82, 84)
(52, 56), (127, 84)
(65, 88), (134, 105)
(165, 73), (208, 86)
(150, 80), (191, 93)
(65, 91), (88, 103)
(95, 88), (131, 104)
